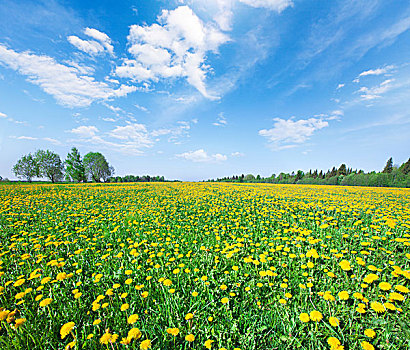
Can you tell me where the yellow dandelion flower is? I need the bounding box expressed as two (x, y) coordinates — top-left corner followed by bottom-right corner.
(299, 313), (310, 323)
(166, 328), (180, 336)
(329, 317), (340, 327)
(60, 322), (75, 339)
(338, 291), (349, 300)
(39, 298), (52, 307)
(309, 310), (323, 322)
(185, 334), (195, 342)
(128, 327), (142, 340)
(140, 339), (151, 349)
(128, 314), (139, 324)
(361, 341), (375, 350)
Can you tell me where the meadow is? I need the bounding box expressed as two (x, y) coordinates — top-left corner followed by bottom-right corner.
(0, 182), (409, 350)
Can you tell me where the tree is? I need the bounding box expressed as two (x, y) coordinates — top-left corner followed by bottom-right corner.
(295, 170), (304, 181)
(35, 149), (64, 183)
(12, 153), (38, 182)
(337, 163), (347, 176)
(83, 152), (114, 182)
(382, 157), (393, 173)
(244, 174), (255, 182)
(399, 158), (410, 175)
(65, 147), (86, 182)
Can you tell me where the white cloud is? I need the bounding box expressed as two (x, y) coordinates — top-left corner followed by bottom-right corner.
(84, 28), (114, 55)
(176, 148), (227, 162)
(213, 112), (228, 126)
(231, 151), (244, 157)
(151, 120), (194, 143)
(103, 103), (124, 115)
(135, 104), (149, 113)
(238, 0), (292, 12)
(70, 125), (99, 138)
(68, 123), (154, 155)
(108, 123), (153, 148)
(354, 65), (395, 82)
(16, 136), (37, 140)
(336, 83), (344, 89)
(68, 28), (114, 56)
(116, 6), (229, 99)
(259, 117), (329, 149)
(0, 112), (7, 118)
(0, 44), (136, 107)
(67, 36), (105, 55)
(328, 110), (344, 120)
(102, 117), (117, 122)
(358, 79), (395, 100)
(43, 137), (62, 145)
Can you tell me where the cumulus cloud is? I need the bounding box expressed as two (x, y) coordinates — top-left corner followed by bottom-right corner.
(0, 45), (136, 107)
(259, 117), (329, 150)
(116, 6), (230, 99)
(176, 149), (227, 162)
(0, 112), (7, 118)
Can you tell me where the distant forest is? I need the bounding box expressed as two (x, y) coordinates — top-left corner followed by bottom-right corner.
(207, 157), (410, 188)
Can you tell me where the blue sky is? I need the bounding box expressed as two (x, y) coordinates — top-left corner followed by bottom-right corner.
(1, 0), (409, 181)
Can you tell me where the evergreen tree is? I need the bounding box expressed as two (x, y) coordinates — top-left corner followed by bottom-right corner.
(337, 163), (347, 176)
(399, 158), (410, 175)
(65, 147), (86, 182)
(382, 157), (393, 173)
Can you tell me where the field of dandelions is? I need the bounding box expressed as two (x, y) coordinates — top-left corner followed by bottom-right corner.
(0, 182), (409, 350)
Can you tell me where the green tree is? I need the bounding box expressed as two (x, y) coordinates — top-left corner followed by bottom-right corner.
(12, 153), (39, 182)
(337, 163), (347, 176)
(382, 157), (393, 173)
(65, 147), (86, 182)
(244, 174), (255, 182)
(34, 149), (64, 183)
(399, 158), (410, 175)
(83, 152), (114, 182)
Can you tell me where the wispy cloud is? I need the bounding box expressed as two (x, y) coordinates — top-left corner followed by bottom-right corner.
(357, 78), (395, 100)
(213, 112), (227, 126)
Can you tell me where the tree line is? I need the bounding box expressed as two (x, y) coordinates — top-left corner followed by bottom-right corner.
(6, 148), (168, 183)
(208, 157), (410, 188)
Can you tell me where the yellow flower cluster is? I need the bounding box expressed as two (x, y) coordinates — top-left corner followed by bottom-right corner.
(0, 182), (409, 349)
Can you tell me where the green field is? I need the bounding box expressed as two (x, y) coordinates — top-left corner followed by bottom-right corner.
(0, 183), (409, 350)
